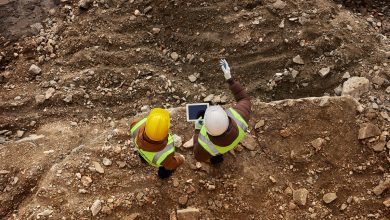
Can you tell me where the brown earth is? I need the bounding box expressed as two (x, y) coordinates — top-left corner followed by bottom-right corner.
(0, 0), (389, 219)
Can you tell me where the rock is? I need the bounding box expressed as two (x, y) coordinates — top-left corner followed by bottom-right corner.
(144, 6), (153, 14)
(141, 105), (150, 112)
(30, 23), (43, 35)
(384, 198), (390, 207)
(152, 28), (161, 34)
(279, 19), (285, 28)
(91, 199), (102, 216)
(178, 195), (188, 206)
(173, 134), (183, 148)
(103, 158), (112, 166)
(93, 161), (105, 174)
(37, 209), (53, 217)
(171, 52), (179, 61)
(170, 210), (177, 220)
(0, 137), (5, 144)
(280, 128), (291, 138)
(358, 123), (381, 139)
(124, 213), (140, 220)
(293, 188), (309, 206)
(204, 94), (214, 102)
(45, 88), (55, 99)
(272, 0), (287, 10)
(341, 77), (369, 99)
(183, 137), (194, 148)
(372, 76), (386, 87)
(81, 176), (93, 187)
(212, 95), (221, 103)
(255, 120), (265, 129)
(293, 55), (304, 65)
(386, 86), (390, 94)
(63, 94), (73, 103)
(188, 75), (197, 82)
(16, 130), (25, 138)
(269, 176), (277, 183)
(241, 135), (257, 151)
(311, 138), (325, 151)
(323, 193), (337, 204)
(319, 67), (331, 77)
(373, 179), (390, 195)
(79, 0), (93, 10)
(0, 170), (10, 174)
(29, 64), (41, 75)
(35, 94), (45, 104)
(134, 9), (141, 16)
(15, 134), (44, 143)
(176, 207), (200, 220)
(343, 72), (351, 79)
(372, 141), (386, 152)
(340, 203), (348, 210)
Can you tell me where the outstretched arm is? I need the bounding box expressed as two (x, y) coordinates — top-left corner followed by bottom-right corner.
(219, 59), (251, 123)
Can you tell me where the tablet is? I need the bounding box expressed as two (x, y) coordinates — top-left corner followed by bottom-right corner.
(186, 103), (209, 122)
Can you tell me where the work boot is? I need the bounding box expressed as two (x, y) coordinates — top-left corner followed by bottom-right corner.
(138, 153), (147, 164)
(158, 167), (174, 179)
(210, 154), (224, 165)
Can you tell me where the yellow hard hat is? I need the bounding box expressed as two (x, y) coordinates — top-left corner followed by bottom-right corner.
(145, 108), (170, 141)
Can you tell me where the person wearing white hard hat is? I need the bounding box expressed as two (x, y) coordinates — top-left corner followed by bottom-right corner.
(193, 59), (251, 164)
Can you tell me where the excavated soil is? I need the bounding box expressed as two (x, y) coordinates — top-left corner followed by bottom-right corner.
(0, 0), (389, 219)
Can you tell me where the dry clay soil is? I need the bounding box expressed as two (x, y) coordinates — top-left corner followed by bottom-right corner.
(0, 0), (390, 219)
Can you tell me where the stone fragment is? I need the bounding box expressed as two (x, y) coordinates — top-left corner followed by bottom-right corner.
(173, 134), (183, 148)
(30, 23), (43, 35)
(293, 188), (309, 206)
(342, 77), (369, 99)
(272, 0), (287, 10)
(358, 123), (381, 139)
(29, 64), (42, 75)
(241, 135), (257, 151)
(183, 137), (194, 148)
(293, 55), (304, 65)
(323, 193), (337, 204)
(92, 161), (104, 174)
(79, 0), (93, 10)
(319, 67), (331, 77)
(16, 130), (25, 138)
(152, 28), (161, 34)
(255, 120), (265, 129)
(45, 88), (55, 99)
(373, 179), (390, 195)
(311, 138), (325, 151)
(340, 203), (348, 210)
(171, 52), (179, 61)
(91, 199), (102, 216)
(383, 198), (390, 207)
(103, 158), (112, 166)
(176, 207), (200, 220)
(81, 176), (93, 187)
(203, 94), (214, 102)
(178, 195), (188, 206)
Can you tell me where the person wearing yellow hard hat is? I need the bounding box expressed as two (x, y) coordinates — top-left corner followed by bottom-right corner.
(130, 108), (185, 179)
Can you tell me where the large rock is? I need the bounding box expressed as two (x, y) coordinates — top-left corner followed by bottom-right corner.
(373, 179), (390, 195)
(323, 192), (337, 204)
(29, 64), (41, 75)
(90, 199), (102, 216)
(358, 123), (381, 140)
(79, 0), (93, 10)
(177, 207), (200, 220)
(241, 135), (257, 151)
(342, 77), (369, 99)
(293, 188), (309, 206)
(173, 134), (183, 148)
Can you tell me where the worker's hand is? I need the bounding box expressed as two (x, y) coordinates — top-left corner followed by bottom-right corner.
(175, 153), (185, 165)
(195, 117), (204, 130)
(219, 59), (232, 80)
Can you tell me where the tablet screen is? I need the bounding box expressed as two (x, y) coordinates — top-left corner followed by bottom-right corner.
(186, 103), (209, 121)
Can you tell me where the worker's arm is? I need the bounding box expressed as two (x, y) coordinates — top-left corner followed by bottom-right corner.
(220, 59), (251, 123)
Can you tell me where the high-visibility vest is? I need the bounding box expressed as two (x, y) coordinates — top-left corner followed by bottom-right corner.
(130, 118), (175, 167)
(198, 108), (248, 156)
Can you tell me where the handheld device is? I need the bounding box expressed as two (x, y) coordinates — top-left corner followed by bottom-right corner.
(186, 103), (209, 122)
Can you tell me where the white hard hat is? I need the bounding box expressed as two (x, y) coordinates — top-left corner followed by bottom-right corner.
(204, 105), (229, 136)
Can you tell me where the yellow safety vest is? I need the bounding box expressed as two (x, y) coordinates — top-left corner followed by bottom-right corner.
(130, 118), (175, 167)
(198, 108), (248, 156)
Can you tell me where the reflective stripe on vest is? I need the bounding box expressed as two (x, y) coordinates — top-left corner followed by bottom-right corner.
(130, 118), (175, 167)
(198, 108), (248, 156)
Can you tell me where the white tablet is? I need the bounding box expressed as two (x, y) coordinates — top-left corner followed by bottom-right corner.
(186, 103), (209, 122)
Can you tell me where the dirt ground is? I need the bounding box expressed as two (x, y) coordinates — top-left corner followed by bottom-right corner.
(0, 0), (389, 219)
